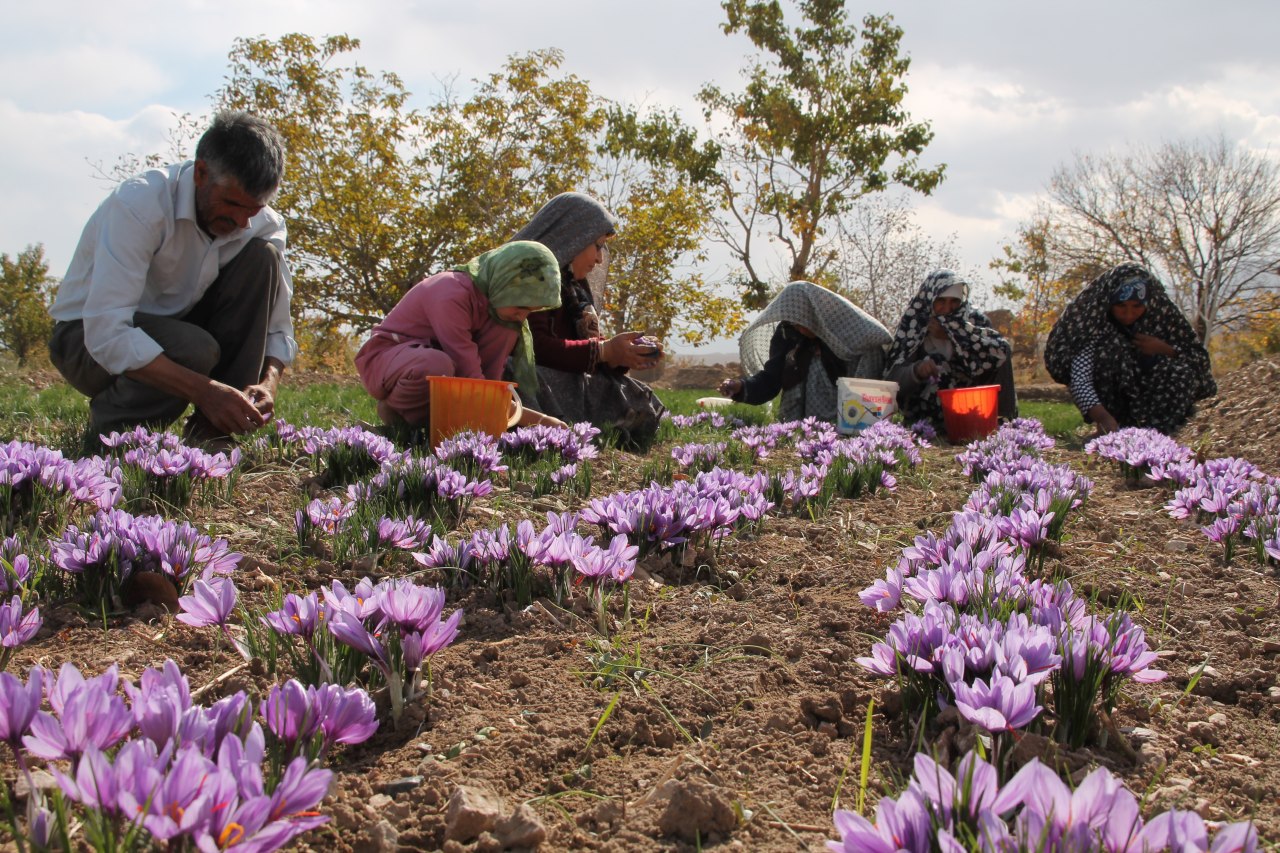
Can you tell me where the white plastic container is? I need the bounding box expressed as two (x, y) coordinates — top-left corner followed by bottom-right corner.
(696, 396), (736, 409)
(837, 377), (899, 435)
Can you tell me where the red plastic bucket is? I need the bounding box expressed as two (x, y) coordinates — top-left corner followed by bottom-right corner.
(938, 384), (999, 443)
(426, 377), (520, 447)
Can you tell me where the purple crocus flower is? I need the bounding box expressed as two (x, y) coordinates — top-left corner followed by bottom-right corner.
(267, 755), (334, 825)
(327, 609), (387, 665)
(572, 534), (639, 583)
(261, 592), (322, 638)
(376, 579), (446, 633)
(43, 662), (119, 716)
(53, 744), (123, 815)
(0, 667), (43, 749)
(176, 576), (238, 628)
(322, 577), (379, 620)
(124, 659), (192, 748)
(314, 683), (379, 745)
(828, 789), (932, 853)
(24, 673), (135, 761)
(951, 674), (1041, 732)
(910, 751), (1000, 824)
(996, 621), (1062, 687)
(468, 526), (511, 565)
(0, 595), (40, 649)
(0, 538), (35, 593)
(859, 568), (904, 612)
(140, 743), (225, 841)
(992, 757), (1134, 846)
(402, 608), (464, 675)
(1208, 820), (1261, 853)
(261, 679), (323, 751)
(199, 693), (259, 760)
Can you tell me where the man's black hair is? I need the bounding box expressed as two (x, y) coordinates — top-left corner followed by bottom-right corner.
(194, 110), (285, 198)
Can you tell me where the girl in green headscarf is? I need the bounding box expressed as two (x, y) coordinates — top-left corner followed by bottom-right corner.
(355, 241), (565, 429)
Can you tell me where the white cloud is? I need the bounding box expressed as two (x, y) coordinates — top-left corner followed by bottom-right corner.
(0, 46), (170, 113)
(0, 102), (186, 274)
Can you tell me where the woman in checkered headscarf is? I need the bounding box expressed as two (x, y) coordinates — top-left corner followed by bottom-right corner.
(1045, 262), (1214, 435)
(885, 270), (1016, 430)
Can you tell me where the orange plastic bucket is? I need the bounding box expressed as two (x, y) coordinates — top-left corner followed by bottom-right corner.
(938, 384), (999, 443)
(426, 376), (521, 447)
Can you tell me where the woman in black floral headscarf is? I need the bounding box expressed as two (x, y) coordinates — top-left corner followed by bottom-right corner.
(885, 270), (1016, 429)
(1045, 263), (1215, 435)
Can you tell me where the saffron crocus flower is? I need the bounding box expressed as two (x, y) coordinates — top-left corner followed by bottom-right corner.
(24, 677), (135, 761)
(951, 674), (1041, 733)
(376, 579), (446, 633)
(314, 683), (378, 746)
(908, 751), (1000, 824)
(266, 755), (333, 827)
(322, 577), (380, 620)
(261, 680), (323, 753)
(124, 659), (192, 748)
(0, 538), (35, 593)
(53, 745), (122, 814)
(859, 569), (903, 613)
(176, 576), (237, 628)
(402, 608), (464, 673)
(140, 744), (227, 841)
(261, 592), (322, 639)
(0, 595), (40, 649)
(327, 609), (386, 665)
(993, 758), (1143, 849)
(1207, 820), (1261, 853)
(0, 667), (43, 750)
(828, 789), (932, 853)
(42, 662), (120, 716)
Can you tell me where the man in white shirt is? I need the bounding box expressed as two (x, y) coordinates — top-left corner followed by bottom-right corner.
(49, 111), (298, 452)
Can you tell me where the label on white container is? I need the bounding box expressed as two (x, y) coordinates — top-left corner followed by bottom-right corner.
(837, 378), (899, 435)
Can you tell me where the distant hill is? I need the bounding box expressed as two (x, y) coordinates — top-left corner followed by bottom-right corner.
(666, 350), (738, 366)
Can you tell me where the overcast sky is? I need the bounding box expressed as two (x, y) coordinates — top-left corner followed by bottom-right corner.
(3, 1), (1278, 350)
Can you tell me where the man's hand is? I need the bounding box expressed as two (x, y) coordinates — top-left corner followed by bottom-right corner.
(245, 382), (276, 420)
(1132, 333), (1176, 358)
(245, 357), (285, 421)
(195, 381), (267, 435)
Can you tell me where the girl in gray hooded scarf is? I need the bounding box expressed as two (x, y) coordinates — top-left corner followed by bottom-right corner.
(511, 192), (667, 448)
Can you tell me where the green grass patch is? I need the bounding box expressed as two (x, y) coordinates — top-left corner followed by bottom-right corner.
(652, 387), (773, 424)
(1019, 400), (1084, 442)
(0, 368), (1084, 450)
(275, 380), (377, 429)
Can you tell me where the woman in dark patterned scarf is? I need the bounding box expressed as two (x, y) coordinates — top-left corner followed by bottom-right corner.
(885, 270), (1016, 430)
(718, 281), (892, 422)
(511, 192), (667, 448)
(1045, 263), (1215, 435)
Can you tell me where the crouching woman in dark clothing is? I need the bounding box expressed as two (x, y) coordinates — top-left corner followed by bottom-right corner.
(1044, 262), (1215, 436)
(718, 281), (892, 422)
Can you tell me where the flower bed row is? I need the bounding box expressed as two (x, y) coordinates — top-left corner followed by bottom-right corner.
(1086, 428), (1279, 569)
(841, 419), (1260, 851)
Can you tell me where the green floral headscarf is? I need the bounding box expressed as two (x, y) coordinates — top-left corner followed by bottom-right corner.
(453, 241), (561, 408)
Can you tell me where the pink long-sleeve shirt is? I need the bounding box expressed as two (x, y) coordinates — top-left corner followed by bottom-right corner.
(357, 270), (517, 380)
